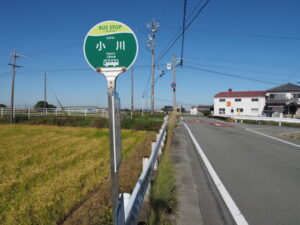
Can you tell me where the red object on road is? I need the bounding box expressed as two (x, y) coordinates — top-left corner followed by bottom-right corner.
(208, 122), (234, 127)
(187, 120), (205, 124)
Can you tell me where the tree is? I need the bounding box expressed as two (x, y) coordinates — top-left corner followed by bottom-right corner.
(0, 104), (7, 108)
(34, 101), (56, 108)
(48, 104), (56, 108)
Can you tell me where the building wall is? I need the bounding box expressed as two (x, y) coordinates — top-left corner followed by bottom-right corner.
(214, 97), (266, 116)
(190, 107), (198, 115)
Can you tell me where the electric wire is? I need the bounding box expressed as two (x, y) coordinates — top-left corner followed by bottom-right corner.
(156, 0), (210, 63)
(193, 29), (300, 41)
(184, 65), (280, 85)
(184, 60), (291, 77)
(0, 71), (11, 78)
(180, 0), (188, 65)
(186, 57), (299, 69)
(143, 0), (210, 96)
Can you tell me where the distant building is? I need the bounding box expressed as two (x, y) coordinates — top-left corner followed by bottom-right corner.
(161, 105), (186, 114)
(190, 106), (198, 115)
(63, 106), (107, 113)
(190, 105), (213, 115)
(161, 105), (173, 114)
(264, 83), (300, 118)
(214, 89), (266, 117)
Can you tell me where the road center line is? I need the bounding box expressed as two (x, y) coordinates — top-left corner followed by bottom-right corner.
(183, 122), (248, 225)
(245, 128), (300, 148)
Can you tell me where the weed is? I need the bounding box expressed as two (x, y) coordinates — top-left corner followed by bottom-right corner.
(147, 113), (177, 225)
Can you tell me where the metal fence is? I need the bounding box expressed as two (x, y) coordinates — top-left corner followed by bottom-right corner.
(116, 116), (169, 225)
(0, 107), (108, 118)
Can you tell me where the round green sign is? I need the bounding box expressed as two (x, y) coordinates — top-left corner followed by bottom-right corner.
(83, 21), (138, 71)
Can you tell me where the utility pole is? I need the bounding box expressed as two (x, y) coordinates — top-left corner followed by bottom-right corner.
(8, 50), (26, 123)
(172, 54), (177, 113)
(142, 95), (145, 117)
(131, 67), (134, 119)
(147, 18), (159, 115)
(44, 72), (47, 114)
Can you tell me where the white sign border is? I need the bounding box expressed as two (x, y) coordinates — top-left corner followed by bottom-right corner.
(83, 20), (139, 73)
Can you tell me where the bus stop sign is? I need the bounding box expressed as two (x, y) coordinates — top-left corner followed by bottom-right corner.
(83, 21), (138, 72)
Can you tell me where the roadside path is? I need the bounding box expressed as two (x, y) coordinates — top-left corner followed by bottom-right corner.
(170, 122), (234, 225)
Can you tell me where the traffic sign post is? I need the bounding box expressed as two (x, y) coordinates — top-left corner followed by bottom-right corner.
(83, 21), (138, 225)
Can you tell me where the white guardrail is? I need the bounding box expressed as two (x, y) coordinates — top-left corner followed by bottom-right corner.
(116, 116), (169, 225)
(215, 115), (300, 125)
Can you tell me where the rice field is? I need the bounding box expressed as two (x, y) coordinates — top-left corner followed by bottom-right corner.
(0, 125), (151, 225)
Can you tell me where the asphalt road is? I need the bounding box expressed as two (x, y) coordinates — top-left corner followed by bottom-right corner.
(172, 117), (300, 225)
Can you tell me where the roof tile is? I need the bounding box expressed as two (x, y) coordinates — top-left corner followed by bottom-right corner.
(214, 91), (266, 98)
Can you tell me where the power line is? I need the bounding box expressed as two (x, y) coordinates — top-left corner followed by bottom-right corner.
(143, 66), (169, 96)
(161, 25), (300, 41)
(284, 67), (300, 81)
(184, 60), (291, 77)
(19, 64), (155, 74)
(145, 94), (194, 106)
(142, 0), (210, 97)
(156, 0), (210, 63)
(193, 29), (300, 41)
(184, 65), (279, 85)
(26, 42), (81, 57)
(0, 71), (11, 78)
(180, 0), (188, 66)
(186, 57), (299, 69)
(156, 0), (205, 63)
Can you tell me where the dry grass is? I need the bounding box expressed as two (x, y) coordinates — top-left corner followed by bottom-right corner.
(0, 125), (152, 225)
(148, 113), (177, 225)
(280, 132), (300, 141)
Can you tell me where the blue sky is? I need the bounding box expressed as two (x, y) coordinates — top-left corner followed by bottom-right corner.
(1, 0), (300, 109)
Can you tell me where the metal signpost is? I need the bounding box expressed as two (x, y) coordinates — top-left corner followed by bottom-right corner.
(171, 82), (177, 112)
(83, 20), (138, 225)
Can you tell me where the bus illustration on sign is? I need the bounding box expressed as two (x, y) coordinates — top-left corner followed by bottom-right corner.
(103, 59), (119, 67)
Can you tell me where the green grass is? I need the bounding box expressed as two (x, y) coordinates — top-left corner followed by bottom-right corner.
(0, 125), (150, 225)
(0, 115), (164, 131)
(148, 113), (177, 225)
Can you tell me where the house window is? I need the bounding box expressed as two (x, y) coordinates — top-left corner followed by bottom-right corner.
(219, 99), (225, 102)
(270, 94), (286, 99)
(237, 108), (243, 113)
(235, 98), (241, 102)
(251, 98), (258, 102)
(251, 108), (258, 113)
(292, 94), (300, 98)
(219, 108), (225, 114)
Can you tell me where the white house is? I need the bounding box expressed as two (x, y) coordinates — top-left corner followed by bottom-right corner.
(190, 105), (213, 115)
(214, 89), (266, 117)
(190, 106), (198, 115)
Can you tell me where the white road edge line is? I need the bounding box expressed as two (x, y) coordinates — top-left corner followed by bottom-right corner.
(245, 128), (300, 148)
(183, 122), (249, 225)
